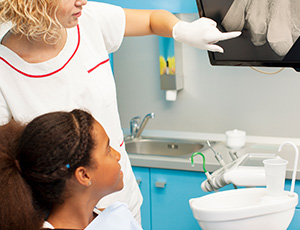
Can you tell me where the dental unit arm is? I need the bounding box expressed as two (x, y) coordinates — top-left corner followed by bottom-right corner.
(200, 153), (279, 192)
(191, 144), (285, 192)
(192, 141), (299, 193)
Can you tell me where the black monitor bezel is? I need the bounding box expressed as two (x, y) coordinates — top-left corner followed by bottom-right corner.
(195, 0), (300, 71)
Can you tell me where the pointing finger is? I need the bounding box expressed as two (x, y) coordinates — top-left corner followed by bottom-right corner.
(218, 31), (242, 41)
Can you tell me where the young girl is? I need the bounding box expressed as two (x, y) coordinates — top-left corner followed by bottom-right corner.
(0, 109), (141, 230)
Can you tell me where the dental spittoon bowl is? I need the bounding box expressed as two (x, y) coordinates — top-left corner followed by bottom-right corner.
(189, 141), (299, 230)
(189, 188), (298, 230)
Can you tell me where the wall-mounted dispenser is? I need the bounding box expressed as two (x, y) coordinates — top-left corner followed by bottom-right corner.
(159, 36), (183, 101)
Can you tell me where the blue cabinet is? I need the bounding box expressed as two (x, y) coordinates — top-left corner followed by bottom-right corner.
(133, 167), (300, 230)
(150, 168), (206, 230)
(133, 167), (203, 230)
(132, 167), (234, 230)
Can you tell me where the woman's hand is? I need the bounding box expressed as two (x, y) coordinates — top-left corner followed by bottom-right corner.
(173, 17), (241, 53)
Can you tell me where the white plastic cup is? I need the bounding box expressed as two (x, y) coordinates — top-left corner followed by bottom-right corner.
(263, 158), (288, 197)
(225, 129), (246, 150)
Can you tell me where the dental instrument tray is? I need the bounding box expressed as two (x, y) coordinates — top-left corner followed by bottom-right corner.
(201, 153), (280, 192)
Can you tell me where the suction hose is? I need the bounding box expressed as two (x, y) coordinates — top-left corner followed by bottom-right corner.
(191, 152), (227, 192)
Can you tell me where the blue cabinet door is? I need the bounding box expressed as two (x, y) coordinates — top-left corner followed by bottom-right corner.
(150, 168), (206, 230)
(132, 167), (151, 230)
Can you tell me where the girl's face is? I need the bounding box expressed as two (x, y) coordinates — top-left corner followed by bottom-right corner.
(56, 0), (87, 28)
(89, 121), (123, 197)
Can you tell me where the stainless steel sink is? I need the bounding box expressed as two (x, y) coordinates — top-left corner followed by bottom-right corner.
(125, 137), (215, 157)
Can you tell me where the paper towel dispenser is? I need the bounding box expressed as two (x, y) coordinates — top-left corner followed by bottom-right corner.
(159, 36), (183, 101)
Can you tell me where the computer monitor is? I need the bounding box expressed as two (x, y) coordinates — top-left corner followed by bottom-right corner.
(196, 0), (300, 71)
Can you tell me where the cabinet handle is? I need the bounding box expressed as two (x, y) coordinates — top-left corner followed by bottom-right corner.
(155, 181), (166, 188)
(136, 179), (142, 186)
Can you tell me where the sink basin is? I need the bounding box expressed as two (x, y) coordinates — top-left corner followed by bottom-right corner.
(125, 137), (215, 157)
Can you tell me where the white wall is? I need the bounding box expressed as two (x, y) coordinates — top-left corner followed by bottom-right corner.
(114, 14), (300, 139)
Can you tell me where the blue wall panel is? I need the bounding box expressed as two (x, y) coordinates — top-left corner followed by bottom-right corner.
(90, 0), (198, 13)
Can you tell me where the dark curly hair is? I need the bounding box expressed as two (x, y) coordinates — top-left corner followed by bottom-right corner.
(0, 109), (96, 230)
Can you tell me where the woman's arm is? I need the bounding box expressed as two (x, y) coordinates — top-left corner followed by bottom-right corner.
(123, 8), (241, 53)
(124, 9), (179, 37)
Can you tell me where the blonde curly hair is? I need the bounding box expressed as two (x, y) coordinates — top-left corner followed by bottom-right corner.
(0, 0), (63, 44)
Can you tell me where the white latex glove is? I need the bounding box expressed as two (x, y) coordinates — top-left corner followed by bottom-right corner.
(172, 17), (242, 53)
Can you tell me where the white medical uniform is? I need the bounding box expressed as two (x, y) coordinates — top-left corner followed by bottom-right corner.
(0, 2), (142, 220)
(43, 202), (142, 230)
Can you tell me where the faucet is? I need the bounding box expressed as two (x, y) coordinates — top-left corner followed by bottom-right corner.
(130, 113), (155, 139)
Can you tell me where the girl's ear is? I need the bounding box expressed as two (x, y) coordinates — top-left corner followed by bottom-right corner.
(74, 166), (91, 187)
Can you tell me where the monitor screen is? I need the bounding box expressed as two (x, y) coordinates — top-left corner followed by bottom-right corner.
(196, 0), (300, 71)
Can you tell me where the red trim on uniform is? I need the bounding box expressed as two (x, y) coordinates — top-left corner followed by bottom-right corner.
(87, 58), (109, 73)
(120, 140), (124, 147)
(0, 25), (81, 78)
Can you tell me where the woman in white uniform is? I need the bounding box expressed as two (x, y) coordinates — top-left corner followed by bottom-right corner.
(0, 109), (142, 230)
(0, 0), (241, 223)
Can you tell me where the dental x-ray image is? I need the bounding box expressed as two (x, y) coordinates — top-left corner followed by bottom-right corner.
(196, 0), (300, 70)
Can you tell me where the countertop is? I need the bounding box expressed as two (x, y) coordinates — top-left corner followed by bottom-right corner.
(125, 129), (300, 180)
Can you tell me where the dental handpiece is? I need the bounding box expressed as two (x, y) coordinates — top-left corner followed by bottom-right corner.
(207, 141), (226, 167)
